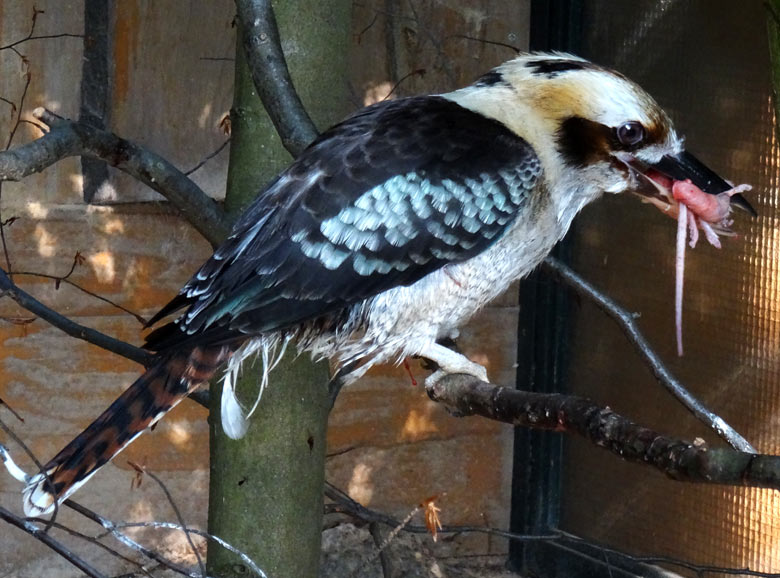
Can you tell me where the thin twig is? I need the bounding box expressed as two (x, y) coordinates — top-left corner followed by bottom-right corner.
(0, 396), (24, 422)
(368, 522), (394, 578)
(382, 68), (426, 100)
(0, 7), (82, 52)
(12, 271), (147, 324)
(185, 138), (230, 176)
(112, 521), (269, 578)
(444, 33), (521, 53)
(0, 33), (83, 51)
(557, 531), (780, 578)
(5, 72), (32, 150)
(542, 256), (756, 454)
(324, 482), (555, 542)
(0, 266), (152, 366)
(327, 481), (780, 578)
(35, 519), (155, 578)
(127, 462), (206, 578)
(0, 506), (107, 578)
(65, 500), (199, 578)
(0, 184), (12, 274)
(0, 415), (61, 528)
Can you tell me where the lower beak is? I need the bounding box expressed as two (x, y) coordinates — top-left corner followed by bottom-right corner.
(651, 151), (757, 217)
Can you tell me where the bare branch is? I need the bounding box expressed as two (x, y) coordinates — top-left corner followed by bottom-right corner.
(445, 33), (521, 54)
(0, 6), (82, 53)
(0, 184), (13, 272)
(0, 506), (107, 578)
(558, 531), (780, 578)
(0, 266), (152, 366)
(184, 138), (230, 176)
(0, 33), (83, 51)
(189, 390), (210, 409)
(234, 0), (319, 156)
(0, 108), (230, 246)
(127, 462), (206, 578)
(65, 500), (198, 577)
(33, 519), (155, 577)
(368, 523), (393, 578)
(5, 72), (32, 150)
(324, 481), (556, 542)
(326, 480), (780, 577)
(428, 375), (780, 490)
(12, 270), (147, 325)
(0, 397), (24, 422)
(112, 521), (268, 578)
(542, 256), (757, 454)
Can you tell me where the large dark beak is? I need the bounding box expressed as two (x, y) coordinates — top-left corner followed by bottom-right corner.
(652, 151), (757, 217)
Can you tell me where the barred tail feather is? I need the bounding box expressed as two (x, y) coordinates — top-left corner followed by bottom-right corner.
(22, 344), (231, 516)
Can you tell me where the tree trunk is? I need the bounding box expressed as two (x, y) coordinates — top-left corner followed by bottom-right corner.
(206, 2), (351, 577)
(767, 0), (780, 138)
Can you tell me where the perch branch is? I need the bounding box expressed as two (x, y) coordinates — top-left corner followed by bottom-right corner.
(428, 375), (778, 489)
(0, 108), (230, 246)
(234, 0), (319, 156)
(542, 256), (756, 454)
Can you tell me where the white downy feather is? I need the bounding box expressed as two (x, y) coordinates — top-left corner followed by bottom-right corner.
(220, 336), (290, 439)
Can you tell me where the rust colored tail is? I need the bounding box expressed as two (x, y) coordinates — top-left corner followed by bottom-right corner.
(23, 344), (231, 516)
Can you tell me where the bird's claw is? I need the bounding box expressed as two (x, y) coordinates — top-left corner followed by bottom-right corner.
(423, 363), (489, 389)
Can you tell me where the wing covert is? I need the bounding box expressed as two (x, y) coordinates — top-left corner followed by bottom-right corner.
(146, 96), (541, 348)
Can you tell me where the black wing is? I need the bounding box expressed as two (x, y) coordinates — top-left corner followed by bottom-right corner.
(146, 96), (540, 349)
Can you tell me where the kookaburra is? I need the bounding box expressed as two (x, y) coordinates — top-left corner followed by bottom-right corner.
(18, 52), (753, 515)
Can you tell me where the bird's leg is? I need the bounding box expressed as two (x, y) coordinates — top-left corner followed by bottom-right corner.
(419, 342), (489, 387)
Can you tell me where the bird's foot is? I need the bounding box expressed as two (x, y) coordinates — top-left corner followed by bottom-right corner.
(420, 342), (489, 388)
(424, 365), (488, 389)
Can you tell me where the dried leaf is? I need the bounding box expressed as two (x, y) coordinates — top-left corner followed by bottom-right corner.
(421, 494), (443, 542)
(128, 460), (146, 489)
(219, 113), (231, 136)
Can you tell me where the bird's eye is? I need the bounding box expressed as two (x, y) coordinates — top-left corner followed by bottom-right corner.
(616, 121), (645, 147)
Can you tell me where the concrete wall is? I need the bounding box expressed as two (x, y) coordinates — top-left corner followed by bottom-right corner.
(0, 1), (530, 574)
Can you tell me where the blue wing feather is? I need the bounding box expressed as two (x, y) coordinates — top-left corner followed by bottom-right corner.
(145, 96), (540, 351)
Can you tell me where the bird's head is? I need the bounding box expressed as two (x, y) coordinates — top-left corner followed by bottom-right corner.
(447, 52), (755, 219)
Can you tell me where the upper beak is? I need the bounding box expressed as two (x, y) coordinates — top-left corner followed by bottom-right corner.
(651, 150), (757, 217)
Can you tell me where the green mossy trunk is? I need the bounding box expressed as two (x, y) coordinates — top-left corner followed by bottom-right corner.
(207, 2), (351, 577)
(768, 0), (780, 135)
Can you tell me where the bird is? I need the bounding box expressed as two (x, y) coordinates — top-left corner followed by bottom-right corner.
(18, 52), (754, 516)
